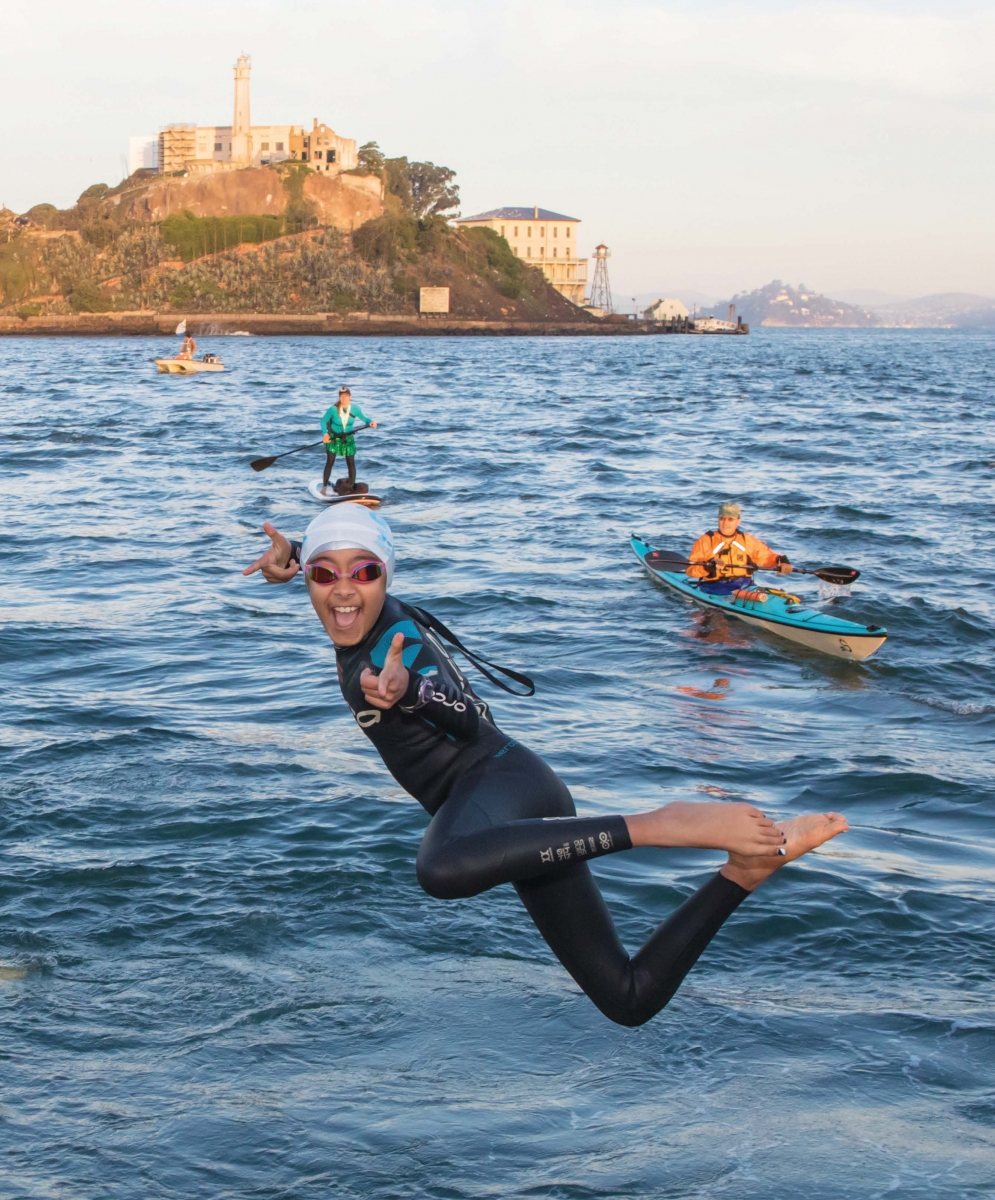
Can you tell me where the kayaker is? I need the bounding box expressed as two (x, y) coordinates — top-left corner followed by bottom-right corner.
(242, 506), (848, 1027)
(178, 333), (197, 360)
(687, 502), (793, 594)
(321, 387), (377, 495)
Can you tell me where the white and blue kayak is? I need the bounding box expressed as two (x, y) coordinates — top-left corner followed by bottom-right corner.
(631, 535), (887, 661)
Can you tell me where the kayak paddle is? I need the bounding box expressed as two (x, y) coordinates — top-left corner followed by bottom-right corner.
(643, 549), (860, 587)
(250, 424), (374, 472)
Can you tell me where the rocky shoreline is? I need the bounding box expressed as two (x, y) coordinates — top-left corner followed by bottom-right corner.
(0, 312), (696, 337)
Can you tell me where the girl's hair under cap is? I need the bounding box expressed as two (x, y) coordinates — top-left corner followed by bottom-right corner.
(301, 505), (395, 584)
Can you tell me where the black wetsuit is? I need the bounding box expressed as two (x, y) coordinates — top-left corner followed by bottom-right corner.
(334, 594), (749, 1027)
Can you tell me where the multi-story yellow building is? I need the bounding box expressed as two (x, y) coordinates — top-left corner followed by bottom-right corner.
(156, 56), (357, 177)
(455, 207), (588, 305)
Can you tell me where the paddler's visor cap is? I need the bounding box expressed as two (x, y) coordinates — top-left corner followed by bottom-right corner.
(718, 502), (742, 519)
(338, 387), (351, 401)
(301, 505), (395, 585)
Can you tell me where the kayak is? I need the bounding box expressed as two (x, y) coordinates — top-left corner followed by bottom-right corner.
(630, 534), (887, 661)
(154, 357), (224, 374)
(308, 478), (382, 508)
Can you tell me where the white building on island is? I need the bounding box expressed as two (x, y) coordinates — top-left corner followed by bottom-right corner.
(643, 298), (689, 321)
(454, 206), (588, 305)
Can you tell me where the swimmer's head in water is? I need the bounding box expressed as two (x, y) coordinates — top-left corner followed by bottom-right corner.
(302, 506), (394, 646)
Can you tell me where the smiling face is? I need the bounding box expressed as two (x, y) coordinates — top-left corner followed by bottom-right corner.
(306, 548), (387, 646)
(717, 514), (741, 537)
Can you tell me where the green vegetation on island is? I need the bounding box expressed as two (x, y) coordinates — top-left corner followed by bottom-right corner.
(0, 151), (582, 323)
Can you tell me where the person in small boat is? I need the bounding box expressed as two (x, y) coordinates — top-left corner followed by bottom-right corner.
(321, 387), (377, 495)
(242, 505), (847, 1027)
(687, 502), (793, 594)
(177, 334), (197, 361)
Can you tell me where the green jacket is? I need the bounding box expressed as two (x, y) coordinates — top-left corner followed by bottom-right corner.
(322, 403), (370, 438)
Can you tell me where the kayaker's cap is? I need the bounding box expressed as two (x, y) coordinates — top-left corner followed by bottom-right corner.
(718, 502), (741, 518)
(301, 505), (395, 584)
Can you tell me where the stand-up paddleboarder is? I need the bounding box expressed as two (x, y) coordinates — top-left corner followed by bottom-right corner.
(321, 387), (377, 495)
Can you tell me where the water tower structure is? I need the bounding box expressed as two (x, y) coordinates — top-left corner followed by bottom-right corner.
(588, 244), (613, 315)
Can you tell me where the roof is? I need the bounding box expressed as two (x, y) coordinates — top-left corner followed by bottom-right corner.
(457, 207), (580, 223)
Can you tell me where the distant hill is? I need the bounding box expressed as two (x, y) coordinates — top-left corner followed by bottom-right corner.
(873, 293), (995, 328)
(707, 281), (877, 328)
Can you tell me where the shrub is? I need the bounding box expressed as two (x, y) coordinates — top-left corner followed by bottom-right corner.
(161, 213), (288, 262)
(67, 279), (111, 312)
(16, 303), (42, 319)
(353, 214), (418, 267)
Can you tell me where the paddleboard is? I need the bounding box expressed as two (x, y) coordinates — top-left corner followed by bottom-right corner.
(308, 478), (382, 508)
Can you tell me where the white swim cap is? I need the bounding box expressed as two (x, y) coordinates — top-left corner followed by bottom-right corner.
(301, 505), (395, 584)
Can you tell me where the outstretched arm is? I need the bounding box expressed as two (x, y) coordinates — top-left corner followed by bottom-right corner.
(242, 522), (300, 583)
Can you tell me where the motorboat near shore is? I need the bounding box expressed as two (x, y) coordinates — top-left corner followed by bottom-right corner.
(154, 354), (224, 374)
(630, 534), (887, 661)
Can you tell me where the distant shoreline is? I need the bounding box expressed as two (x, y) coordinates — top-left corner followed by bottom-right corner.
(0, 313), (739, 338)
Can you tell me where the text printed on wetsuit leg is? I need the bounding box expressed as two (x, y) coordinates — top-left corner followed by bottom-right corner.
(539, 830), (613, 865)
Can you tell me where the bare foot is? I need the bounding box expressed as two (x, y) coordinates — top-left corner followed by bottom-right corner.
(625, 800), (787, 857)
(720, 812), (848, 892)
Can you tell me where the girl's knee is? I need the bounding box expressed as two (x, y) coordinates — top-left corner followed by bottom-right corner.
(416, 844), (475, 900)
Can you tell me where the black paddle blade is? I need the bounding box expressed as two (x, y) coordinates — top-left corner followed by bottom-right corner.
(644, 549), (691, 570)
(250, 456), (277, 472)
(812, 566), (860, 586)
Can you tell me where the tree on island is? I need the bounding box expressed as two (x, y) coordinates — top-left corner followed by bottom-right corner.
(357, 141), (460, 219)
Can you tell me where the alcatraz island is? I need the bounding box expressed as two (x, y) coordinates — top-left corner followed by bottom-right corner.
(0, 56), (744, 338)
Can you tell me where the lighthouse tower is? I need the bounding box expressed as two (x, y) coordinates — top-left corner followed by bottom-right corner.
(231, 54), (252, 165)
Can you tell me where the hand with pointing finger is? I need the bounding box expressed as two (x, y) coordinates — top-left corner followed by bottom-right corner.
(359, 632), (410, 710)
(242, 521), (299, 583)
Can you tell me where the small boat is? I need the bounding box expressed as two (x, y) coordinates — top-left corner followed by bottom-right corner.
(154, 354), (224, 375)
(630, 535), (887, 661)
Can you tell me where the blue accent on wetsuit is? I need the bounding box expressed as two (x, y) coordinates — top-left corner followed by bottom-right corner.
(332, 593), (749, 1027)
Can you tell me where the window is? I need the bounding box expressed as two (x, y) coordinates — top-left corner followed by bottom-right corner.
(527, 247), (531, 257)
(540, 247), (544, 257)
(514, 246), (518, 255)
(215, 143), (222, 151)
(540, 227), (545, 237)
(514, 226), (518, 237)
(553, 227), (558, 237)
(566, 227), (571, 238)
(261, 142), (270, 151)
(553, 247), (557, 257)
(527, 226), (532, 236)
(566, 247), (571, 259)
(302, 151), (308, 161)
(500, 225), (505, 236)
(329, 149), (336, 163)
(276, 141), (284, 151)
(315, 150), (323, 159)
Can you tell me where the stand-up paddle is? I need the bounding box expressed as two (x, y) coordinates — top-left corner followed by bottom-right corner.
(642, 549), (860, 587)
(250, 424), (374, 472)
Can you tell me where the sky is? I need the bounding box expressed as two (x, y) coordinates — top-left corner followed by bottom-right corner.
(1, 0), (992, 300)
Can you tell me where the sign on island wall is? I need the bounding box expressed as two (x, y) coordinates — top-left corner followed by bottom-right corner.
(419, 287), (450, 314)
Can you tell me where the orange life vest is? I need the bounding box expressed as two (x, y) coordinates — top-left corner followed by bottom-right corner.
(687, 529), (781, 580)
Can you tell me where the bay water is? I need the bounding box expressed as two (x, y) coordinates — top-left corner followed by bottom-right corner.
(2, 331), (994, 1198)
